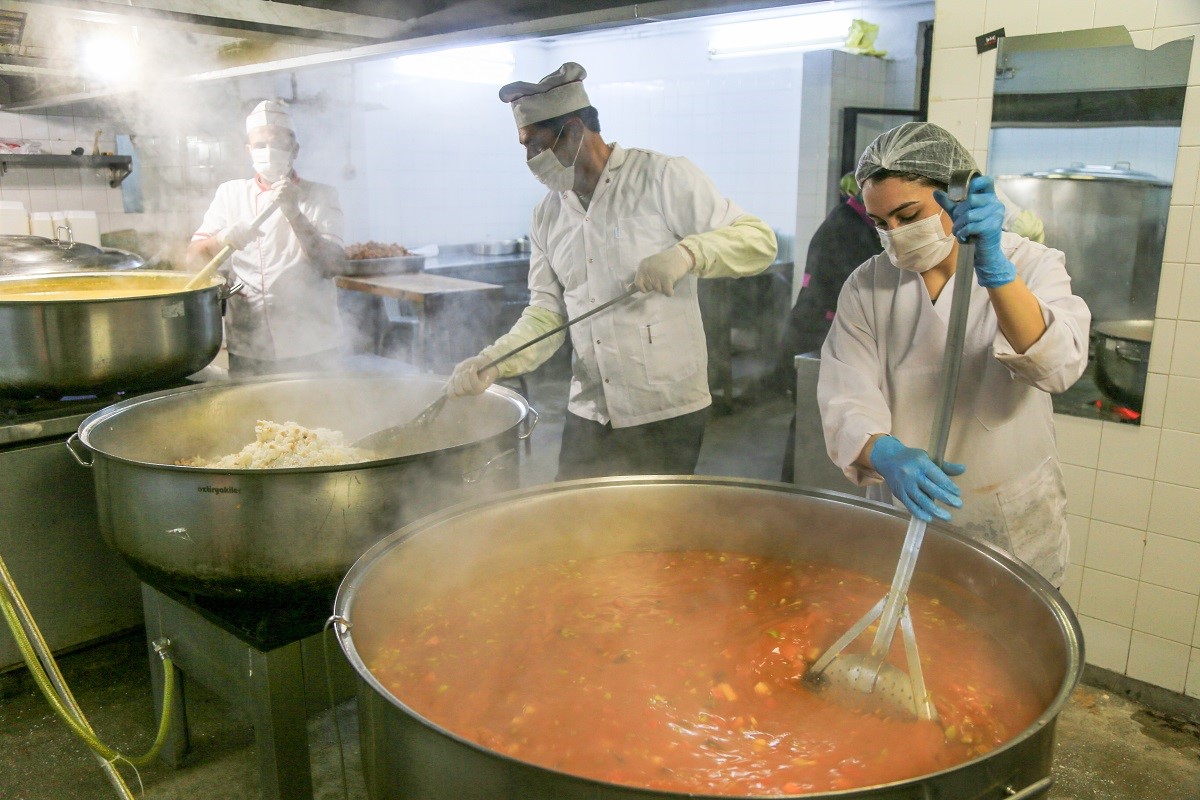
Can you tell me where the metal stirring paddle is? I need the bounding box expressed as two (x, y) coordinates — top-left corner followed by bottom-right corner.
(354, 286), (639, 452)
(805, 169), (979, 721)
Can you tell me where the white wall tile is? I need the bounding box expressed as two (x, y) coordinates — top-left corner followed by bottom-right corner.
(1079, 614), (1131, 672)
(1085, 520), (1146, 579)
(1129, 29), (1155, 50)
(1163, 375), (1200, 433)
(1142, 372), (1170, 428)
(1080, 568), (1139, 626)
(1180, 262), (1200, 322)
(1187, 648), (1200, 698)
(1181, 86), (1200, 148)
(1163, 206), (1193, 263)
(928, 47), (983, 102)
(1036, 0), (1097, 34)
(1061, 562), (1083, 608)
(1093, 2), (1158, 31)
(1157, 261), (1185, 319)
(1142, 533), (1200, 595)
(1148, 481), (1200, 543)
(933, 0), (988, 49)
(1091, 471), (1154, 529)
(1156, 429), (1200, 489)
(18, 115), (49, 142)
(1056, 415), (1102, 467)
(1068, 514), (1090, 565)
(1156, 0), (1200, 29)
(985, 0), (1041, 37)
(1097, 422), (1160, 478)
(1149, 318), (1176, 374)
(1134, 583), (1198, 642)
(1173, 146), (1200, 206)
(1061, 463), (1096, 516)
(1190, 208), (1200, 264)
(1127, 631), (1190, 692)
(1170, 320), (1200, 376)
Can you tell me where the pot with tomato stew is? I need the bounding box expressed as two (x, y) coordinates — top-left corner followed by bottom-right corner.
(335, 477), (1082, 800)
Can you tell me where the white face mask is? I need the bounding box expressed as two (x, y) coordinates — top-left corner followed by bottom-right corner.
(878, 210), (954, 273)
(527, 125), (583, 193)
(251, 146), (294, 183)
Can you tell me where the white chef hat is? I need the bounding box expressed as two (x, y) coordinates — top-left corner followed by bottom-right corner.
(499, 62), (590, 127)
(245, 100), (293, 134)
(855, 121), (977, 188)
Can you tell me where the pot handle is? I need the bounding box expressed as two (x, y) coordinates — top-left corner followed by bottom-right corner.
(519, 405), (539, 440)
(462, 448), (516, 484)
(1114, 342), (1148, 363)
(1003, 776), (1052, 799)
(65, 433), (94, 468)
(218, 280), (245, 301)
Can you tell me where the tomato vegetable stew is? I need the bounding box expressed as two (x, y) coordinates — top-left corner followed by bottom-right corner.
(366, 551), (1042, 795)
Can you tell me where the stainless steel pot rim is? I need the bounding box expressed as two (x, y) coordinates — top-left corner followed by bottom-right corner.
(333, 476), (1085, 797)
(0, 270), (226, 303)
(75, 372), (533, 472)
(1092, 319), (1154, 343)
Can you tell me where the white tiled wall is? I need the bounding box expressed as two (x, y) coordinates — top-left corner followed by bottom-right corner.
(930, 0), (1200, 697)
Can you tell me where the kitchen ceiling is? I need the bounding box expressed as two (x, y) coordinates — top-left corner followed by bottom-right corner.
(0, 0), (813, 112)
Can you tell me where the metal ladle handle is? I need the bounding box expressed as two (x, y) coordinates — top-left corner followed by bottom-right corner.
(867, 168), (978, 659)
(184, 199), (280, 291)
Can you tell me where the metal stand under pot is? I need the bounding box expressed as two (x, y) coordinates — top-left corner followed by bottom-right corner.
(141, 582), (354, 800)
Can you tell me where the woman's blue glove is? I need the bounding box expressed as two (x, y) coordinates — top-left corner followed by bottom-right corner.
(934, 175), (1016, 288)
(869, 435), (966, 523)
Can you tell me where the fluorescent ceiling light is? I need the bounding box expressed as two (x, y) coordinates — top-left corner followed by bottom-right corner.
(392, 43), (514, 84)
(708, 13), (853, 59)
(81, 31), (139, 84)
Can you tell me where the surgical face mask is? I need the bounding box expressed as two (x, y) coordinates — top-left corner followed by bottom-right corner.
(878, 210), (953, 273)
(251, 146), (294, 183)
(527, 125), (583, 192)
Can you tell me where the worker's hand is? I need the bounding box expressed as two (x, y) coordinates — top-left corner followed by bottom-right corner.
(271, 179), (301, 218)
(634, 244), (692, 296)
(868, 435), (965, 523)
(934, 176), (1017, 288)
(1008, 208), (1045, 244)
(447, 355), (500, 397)
(216, 223), (260, 251)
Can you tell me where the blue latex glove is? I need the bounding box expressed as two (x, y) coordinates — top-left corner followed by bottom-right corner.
(869, 435), (966, 523)
(934, 176), (1016, 288)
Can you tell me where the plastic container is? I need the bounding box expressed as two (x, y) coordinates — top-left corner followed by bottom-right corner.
(0, 201), (29, 235)
(63, 210), (101, 247)
(29, 211), (54, 239)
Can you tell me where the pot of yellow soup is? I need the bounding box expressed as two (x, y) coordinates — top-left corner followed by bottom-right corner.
(0, 270), (234, 397)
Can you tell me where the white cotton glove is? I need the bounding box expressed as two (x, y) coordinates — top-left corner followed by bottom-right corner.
(216, 223), (259, 251)
(634, 244), (693, 296)
(271, 179), (300, 218)
(447, 355), (500, 397)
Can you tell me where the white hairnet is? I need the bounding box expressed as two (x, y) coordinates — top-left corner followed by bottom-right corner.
(854, 122), (977, 188)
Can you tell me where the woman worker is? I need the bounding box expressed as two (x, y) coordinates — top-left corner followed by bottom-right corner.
(817, 122), (1090, 586)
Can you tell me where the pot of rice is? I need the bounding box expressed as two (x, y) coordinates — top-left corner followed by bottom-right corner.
(67, 373), (536, 599)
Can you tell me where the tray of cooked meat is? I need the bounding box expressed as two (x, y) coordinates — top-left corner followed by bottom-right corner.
(342, 241), (426, 276)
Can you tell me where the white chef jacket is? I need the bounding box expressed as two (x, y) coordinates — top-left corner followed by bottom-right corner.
(818, 232), (1091, 584)
(192, 174), (344, 361)
(527, 144), (756, 428)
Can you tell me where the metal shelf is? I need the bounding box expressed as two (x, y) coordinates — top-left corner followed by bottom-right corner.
(0, 153), (133, 187)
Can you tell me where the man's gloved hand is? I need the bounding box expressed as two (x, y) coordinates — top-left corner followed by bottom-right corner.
(216, 223), (259, 251)
(271, 179), (301, 218)
(447, 355), (500, 397)
(869, 435), (966, 523)
(634, 244), (692, 296)
(1008, 208), (1045, 244)
(934, 175), (1017, 288)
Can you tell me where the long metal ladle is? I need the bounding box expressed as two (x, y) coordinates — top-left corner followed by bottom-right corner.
(184, 199), (281, 291)
(805, 169), (978, 721)
(353, 285), (640, 452)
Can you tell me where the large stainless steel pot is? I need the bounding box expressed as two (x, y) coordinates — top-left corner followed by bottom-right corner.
(69, 374), (536, 599)
(0, 270), (229, 397)
(996, 164), (1171, 323)
(1093, 319), (1152, 412)
(335, 477), (1083, 800)
(0, 234), (145, 275)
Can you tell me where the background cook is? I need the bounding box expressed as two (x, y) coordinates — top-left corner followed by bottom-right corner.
(447, 62), (778, 480)
(817, 121), (1090, 586)
(187, 100), (346, 377)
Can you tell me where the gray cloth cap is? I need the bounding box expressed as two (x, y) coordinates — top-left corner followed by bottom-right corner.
(499, 62), (590, 127)
(854, 121), (977, 188)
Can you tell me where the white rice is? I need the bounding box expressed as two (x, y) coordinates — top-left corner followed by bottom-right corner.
(181, 419), (370, 469)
